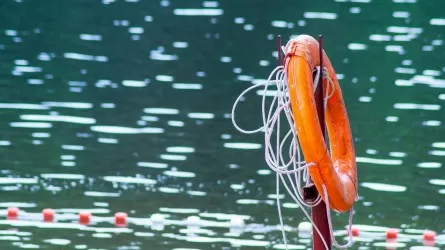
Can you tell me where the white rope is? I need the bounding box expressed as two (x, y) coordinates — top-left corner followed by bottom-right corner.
(322, 184), (354, 249)
(231, 52), (354, 249)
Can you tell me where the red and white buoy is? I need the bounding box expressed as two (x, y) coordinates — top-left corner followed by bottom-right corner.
(423, 230), (436, 246)
(7, 207), (19, 219)
(42, 208), (55, 222)
(423, 230), (436, 241)
(79, 211), (91, 225)
(114, 212), (127, 226)
(386, 228), (398, 240)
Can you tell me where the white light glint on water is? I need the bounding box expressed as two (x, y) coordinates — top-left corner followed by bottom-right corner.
(173, 9), (223, 16)
(303, 12), (337, 20)
(361, 182), (407, 192)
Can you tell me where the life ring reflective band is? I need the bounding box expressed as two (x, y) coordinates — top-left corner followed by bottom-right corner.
(285, 35), (357, 212)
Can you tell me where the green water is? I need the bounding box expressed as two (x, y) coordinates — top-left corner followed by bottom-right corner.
(0, 0), (444, 249)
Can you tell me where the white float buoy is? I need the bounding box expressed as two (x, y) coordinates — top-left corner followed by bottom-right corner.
(229, 216), (245, 235)
(230, 216), (245, 228)
(186, 215), (201, 233)
(150, 213), (165, 231)
(298, 221), (312, 238)
(150, 213), (165, 224)
(186, 215), (201, 227)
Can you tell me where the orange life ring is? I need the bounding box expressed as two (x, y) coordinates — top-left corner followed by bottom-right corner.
(285, 35), (357, 212)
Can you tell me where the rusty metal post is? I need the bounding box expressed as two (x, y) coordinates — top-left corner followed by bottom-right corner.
(303, 34), (332, 250)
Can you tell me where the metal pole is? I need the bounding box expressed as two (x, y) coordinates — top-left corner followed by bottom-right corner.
(303, 34), (331, 250)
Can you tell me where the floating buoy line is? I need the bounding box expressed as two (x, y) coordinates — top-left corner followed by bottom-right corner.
(1, 207), (442, 248)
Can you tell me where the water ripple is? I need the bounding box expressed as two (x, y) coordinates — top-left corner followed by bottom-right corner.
(164, 171), (196, 178)
(173, 9), (224, 16)
(80, 34), (102, 41)
(0, 177), (37, 185)
(144, 108), (179, 115)
(40, 174), (84, 180)
(173, 83), (202, 90)
(166, 147), (195, 154)
(42, 102), (93, 109)
(393, 103), (440, 110)
(138, 162), (168, 169)
(361, 182), (407, 192)
(10, 122), (52, 128)
(20, 114), (96, 124)
(64, 52), (108, 62)
(430, 18), (445, 26)
(223, 143), (262, 150)
(303, 12), (337, 20)
(90, 126), (164, 134)
(356, 157), (402, 165)
(122, 80), (149, 87)
(103, 176), (157, 185)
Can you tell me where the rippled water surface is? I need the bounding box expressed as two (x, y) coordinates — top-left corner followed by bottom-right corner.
(0, 0), (444, 249)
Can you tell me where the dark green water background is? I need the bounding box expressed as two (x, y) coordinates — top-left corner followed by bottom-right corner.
(0, 0), (444, 249)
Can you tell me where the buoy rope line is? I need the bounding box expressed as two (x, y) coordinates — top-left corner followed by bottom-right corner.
(231, 51), (353, 249)
(2, 207), (440, 247)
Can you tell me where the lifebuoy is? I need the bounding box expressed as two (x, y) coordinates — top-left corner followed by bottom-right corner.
(285, 35), (357, 212)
